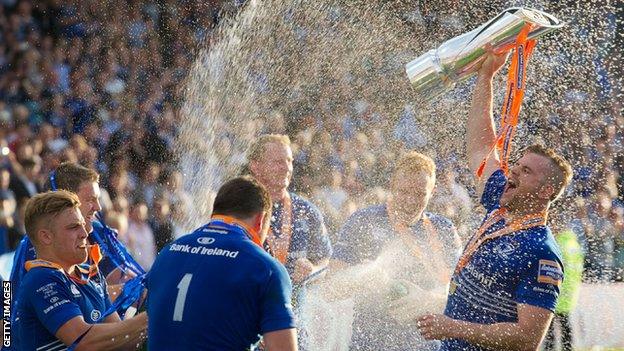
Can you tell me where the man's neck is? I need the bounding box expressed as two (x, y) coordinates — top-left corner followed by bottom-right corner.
(507, 202), (549, 221)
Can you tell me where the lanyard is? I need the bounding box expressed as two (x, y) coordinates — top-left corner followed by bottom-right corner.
(454, 208), (546, 275)
(477, 25), (537, 178)
(265, 193), (293, 264)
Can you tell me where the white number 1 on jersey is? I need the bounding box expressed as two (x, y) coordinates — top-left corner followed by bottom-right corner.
(173, 273), (193, 322)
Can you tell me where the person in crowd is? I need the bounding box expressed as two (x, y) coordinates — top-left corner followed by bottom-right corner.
(15, 190), (147, 351)
(147, 176), (297, 351)
(125, 197), (156, 270)
(416, 52), (573, 351)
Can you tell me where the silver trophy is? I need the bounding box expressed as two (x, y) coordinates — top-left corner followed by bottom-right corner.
(406, 7), (563, 98)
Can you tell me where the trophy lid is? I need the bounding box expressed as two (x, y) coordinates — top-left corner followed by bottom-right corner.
(508, 7), (564, 28)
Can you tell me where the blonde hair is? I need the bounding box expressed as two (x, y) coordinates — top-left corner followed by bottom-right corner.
(524, 144), (573, 201)
(246, 134), (291, 162)
(25, 190), (81, 242)
(392, 151), (436, 182)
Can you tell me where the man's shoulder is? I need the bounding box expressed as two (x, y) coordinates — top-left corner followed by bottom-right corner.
(21, 266), (67, 293)
(162, 231), (276, 268)
(515, 226), (563, 261)
(349, 204), (387, 220)
(291, 192), (322, 212)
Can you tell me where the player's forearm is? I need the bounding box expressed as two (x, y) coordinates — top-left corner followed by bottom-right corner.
(450, 319), (543, 351)
(467, 71), (498, 173)
(75, 312), (147, 351)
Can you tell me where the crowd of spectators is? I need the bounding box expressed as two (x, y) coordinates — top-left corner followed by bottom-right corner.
(0, 0), (622, 286)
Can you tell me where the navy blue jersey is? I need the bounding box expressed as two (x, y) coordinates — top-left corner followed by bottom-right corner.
(333, 205), (460, 267)
(333, 205), (461, 350)
(269, 193), (332, 274)
(147, 218), (296, 351)
(15, 265), (111, 351)
(442, 170), (564, 351)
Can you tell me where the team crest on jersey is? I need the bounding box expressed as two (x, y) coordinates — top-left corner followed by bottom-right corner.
(90, 309), (101, 321)
(493, 241), (519, 257)
(70, 284), (81, 297)
(537, 260), (563, 286)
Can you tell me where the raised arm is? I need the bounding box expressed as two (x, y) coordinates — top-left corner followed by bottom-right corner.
(467, 52), (508, 194)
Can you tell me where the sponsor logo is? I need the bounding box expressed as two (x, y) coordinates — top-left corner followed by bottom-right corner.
(50, 296), (59, 303)
(537, 260), (563, 286)
(493, 241), (518, 257)
(90, 309), (101, 321)
(197, 237), (216, 245)
(465, 264), (496, 289)
(70, 284), (81, 297)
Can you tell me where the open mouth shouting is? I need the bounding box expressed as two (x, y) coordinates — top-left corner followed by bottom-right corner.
(505, 178), (518, 194)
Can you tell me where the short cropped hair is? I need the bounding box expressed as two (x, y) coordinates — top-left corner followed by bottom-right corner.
(25, 190), (81, 241)
(52, 162), (99, 193)
(246, 134), (291, 162)
(212, 176), (272, 219)
(391, 151), (436, 184)
(524, 144), (573, 201)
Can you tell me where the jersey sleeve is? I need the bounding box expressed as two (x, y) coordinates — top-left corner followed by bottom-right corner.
(303, 202), (333, 263)
(24, 271), (83, 336)
(332, 210), (373, 264)
(480, 169), (507, 213)
(514, 251), (564, 312)
(260, 262), (296, 334)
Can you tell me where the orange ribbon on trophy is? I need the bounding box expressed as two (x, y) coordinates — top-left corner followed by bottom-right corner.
(477, 25), (537, 178)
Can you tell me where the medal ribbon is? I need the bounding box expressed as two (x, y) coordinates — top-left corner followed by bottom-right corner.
(454, 208), (546, 275)
(210, 215), (263, 247)
(477, 25), (537, 178)
(266, 193), (293, 264)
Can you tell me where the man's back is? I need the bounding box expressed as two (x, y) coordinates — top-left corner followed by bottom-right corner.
(147, 220), (295, 350)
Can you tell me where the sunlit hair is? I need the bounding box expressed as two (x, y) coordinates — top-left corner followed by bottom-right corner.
(524, 144), (573, 201)
(246, 134), (291, 162)
(391, 151), (436, 186)
(52, 162), (99, 193)
(25, 190), (81, 243)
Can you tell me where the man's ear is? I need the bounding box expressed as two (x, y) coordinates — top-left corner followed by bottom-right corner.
(255, 211), (270, 244)
(538, 183), (555, 201)
(38, 228), (54, 245)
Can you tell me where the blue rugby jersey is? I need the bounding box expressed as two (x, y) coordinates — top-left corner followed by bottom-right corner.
(442, 170), (564, 351)
(147, 218), (296, 351)
(9, 222), (116, 330)
(268, 193), (332, 275)
(15, 265), (111, 351)
(332, 205), (461, 351)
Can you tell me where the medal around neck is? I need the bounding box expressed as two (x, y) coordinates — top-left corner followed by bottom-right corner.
(405, 7), (563, 98)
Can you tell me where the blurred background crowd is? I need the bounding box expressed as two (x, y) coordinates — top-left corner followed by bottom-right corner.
(0, 0), (622, 289)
